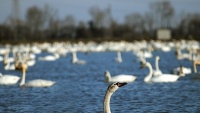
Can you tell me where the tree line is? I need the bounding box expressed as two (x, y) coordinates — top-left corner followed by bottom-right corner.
(0, 1), (200, 44)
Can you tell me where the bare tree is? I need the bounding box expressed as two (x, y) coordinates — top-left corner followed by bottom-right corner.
(89, 6), (112, 28)
(149, 1), (174, 28)
(26, 6), (45, 32)
(125, 13), (145, 33)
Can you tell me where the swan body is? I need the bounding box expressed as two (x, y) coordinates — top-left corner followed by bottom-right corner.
(104, 82), (127, 113)
(22, 79), (55, 87)
(19, 64), (55, 87)
(0, 73), (20, 85)
(26, 59), (36, 66)
(38, 53), (59, 61)
(104, 71), (137, 83)
(142, 62), (180, 83)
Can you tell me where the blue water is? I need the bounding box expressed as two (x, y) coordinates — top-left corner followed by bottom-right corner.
(1, 51), (200, 113)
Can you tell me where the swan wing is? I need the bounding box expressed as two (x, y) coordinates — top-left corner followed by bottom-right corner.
(0, 75), (20, 85)
(25, 79), (55, 87)
(152, 74), (179, 82)
(110, 74), (137, 82)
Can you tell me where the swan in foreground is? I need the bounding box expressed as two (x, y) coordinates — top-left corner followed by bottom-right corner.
(115, 51), (122, 63)
(153, 56), (162, 76)
(72, 51), (86, 64)
(104, 82), (127, 113)
(141, 62), (181, 83)
(104, 71), (137, 83)
(19, 64), (55, 87)
(0, 73), (20, 85)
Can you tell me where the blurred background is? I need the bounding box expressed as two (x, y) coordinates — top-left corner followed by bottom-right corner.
(0, 0), (200, 43)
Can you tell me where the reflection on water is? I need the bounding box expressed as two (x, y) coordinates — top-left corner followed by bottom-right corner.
(1, 51), (200, 113)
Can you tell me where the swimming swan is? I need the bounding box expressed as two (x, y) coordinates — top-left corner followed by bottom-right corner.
(141, 62), (180, 83)
(0, 73), (20, 85)
(173, 65), (191, 76)
(104, 71), (137, 83)
(104, 82), (127, 113)
(19, 64), (55, 87)
(72, 51), (86, 64)
(38, 53), (59, 61)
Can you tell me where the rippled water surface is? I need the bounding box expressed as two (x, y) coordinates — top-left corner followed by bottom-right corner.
(1, 51), (200, 113)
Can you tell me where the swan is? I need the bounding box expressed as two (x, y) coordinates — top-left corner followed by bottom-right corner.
(72, 51), (86, 64)
(173, 65), (191, 76)
(141, 62), (181, 83)
(0, 73), (20, 85)
(104, 71), (137, 83)
(153, 56), (162, 76)
(115, 51), (122, 63)
(104, 82), (127, 113)
(175, 48), (191, 60)
(38, 53), (59, 61)
(4, 61), (15, 70)
(19, 64), (56, 87)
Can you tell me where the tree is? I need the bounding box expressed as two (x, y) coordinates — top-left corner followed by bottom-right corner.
(125, 13), (145, 33)
(89, 5), (112, 28)
(26, 6), (45, 32)
(149, 1), (174, 28)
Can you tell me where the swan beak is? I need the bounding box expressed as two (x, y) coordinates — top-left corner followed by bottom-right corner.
(140, 63), (145, 68)
(117, 82), (127, 87)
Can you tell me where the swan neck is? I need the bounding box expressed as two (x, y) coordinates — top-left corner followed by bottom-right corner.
(72, 52), (78, 63)
(194, 61), (197, 73)
(20, 68), (26, 86)
(145, 63), (153, 82)
(155, 58), (160, 71)
(104, 90), (113, 113)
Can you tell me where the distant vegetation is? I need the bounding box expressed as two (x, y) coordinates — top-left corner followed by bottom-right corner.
(0, 1), (200, 44)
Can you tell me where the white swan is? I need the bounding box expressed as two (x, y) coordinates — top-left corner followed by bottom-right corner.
(19, 64), (55, 87)
(142, 62), (180, 83)
(104, 71), (137, 83)
(38, 53), (59, 61)
(104, 82), (127, 113)
(175, 48), (191, 60)
(173, 65), (191, 76)
(4, 61), (15, 70)
(115, 51), (122, 63)
(72, 51), (86, 64)
(153, 56), (162, 76)
(0, 73), (20, 85)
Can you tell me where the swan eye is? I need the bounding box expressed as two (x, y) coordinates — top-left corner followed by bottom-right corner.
(114, 82), (119, 86)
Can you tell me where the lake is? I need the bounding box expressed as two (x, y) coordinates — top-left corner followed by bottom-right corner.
(0, 50), (200, 113)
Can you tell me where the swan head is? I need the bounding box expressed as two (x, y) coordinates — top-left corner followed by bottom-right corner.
(156, 56), (160, 61)
(140, 61), (151, 68)
(107, 82), (127, 93)
(104, 71), (111, 82)
(21, 63), (28, 71)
